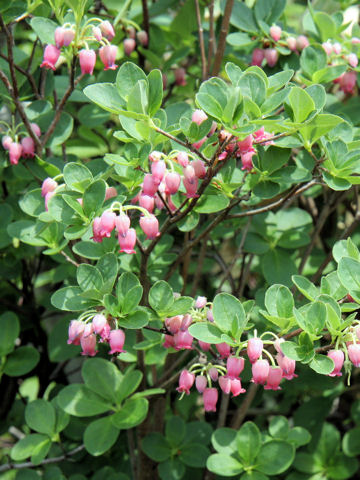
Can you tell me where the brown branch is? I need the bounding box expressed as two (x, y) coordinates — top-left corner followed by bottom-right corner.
(141, 0), (150, 43)
(207, 0), (216, 75)
(217, 391), (230, 428)
(212, 0), (234, 76)
(60, 250), (79, 267)
(194, 0), (207, 80)
(0, 52), (40, 98)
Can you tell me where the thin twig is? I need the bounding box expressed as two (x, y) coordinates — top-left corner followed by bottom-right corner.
(0, 52), (40, 98)
(141, 0), (150, 43)
(231, 383), (258, 429)
(217, 392), (230, 428)
(190, 234), (208, 296)
(212, 0), (234, 76)
(194, 0), (207, 80)
(60, 251), (79, 267)
(207, 0), (216, 76)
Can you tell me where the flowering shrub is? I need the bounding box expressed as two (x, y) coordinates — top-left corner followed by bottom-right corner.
(1, 1), (360, 479)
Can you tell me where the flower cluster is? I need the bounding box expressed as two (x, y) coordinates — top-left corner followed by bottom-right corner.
(67, 314), (126, 357)
(327, 325), (360, 375)
(1, 122), (41, 165)
(40, 19), (118, 74)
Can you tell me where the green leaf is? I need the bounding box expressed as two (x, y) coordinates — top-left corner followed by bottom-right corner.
(239, 72), (266, 106)
(25, 400), (56, 436)
(149, 281), (174, 313)
(115, 369), (143, 404)
(254, 0), (286, 24)
(57, 384), (112, 417)
(265, 285), (294, 318)
(63, 163), (93, 193)
(84, 415), (120, 456)
(83, 83), (125, 114)
(148, 69), (163, 116)
(309, 354), (334, 375)
(11, 434), (51, 462)
(299, 114), (343, 146)
(342, 427), (360, 457)
(188, 322), (223, 344)
(158, 459), (185, 480)
(292, 275), (319, 301)
(4, 346), (40, 376)
(165, 416), (185, 447)
(82, 358), (122, 404)
(194, 191), (230, 214)
(211, 427), (237, 454)
(77, 264), (103, 293)
(261, 249), (297, 287)
(116, 62), (147, 101)
(236, 422), (261, 466)
(207, 453), (244, 476)
(287, 427), (311, 447)
(269, 416), (290, 439)
(256, 441), (295, 475)
(288, 87), (315, 123)
(300, 45), (327, 79)
(164, 297), (194, 316)
(118, 309), (149, 329)
(213, 293), (247, 337)
(196, 93), (223, 120)
(83, 180), (106, 217)
(30, 17), (57, 44)
(229, 1), (257, 32)
(97, 253), (118, 292)
(51, 286), (96, 311)
(119, 285), (143, 314)
(179, 444), (210, 468)
(19, 189), (44, 217)
(338, 257), (360, 300)
(0, 311), (19, 356)
(255, 146), (291, 175)
(142, 433), (171, 462)
(127, 80), (148, 115)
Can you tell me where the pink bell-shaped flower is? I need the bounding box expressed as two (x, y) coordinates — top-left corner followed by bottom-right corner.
(183, 176), (199, 198)
(137, 30), (148, 47)
(99, 211), (116, 237)
(100, 323), (111, 342)
(54, 26), (66, 48)
(192, 159), (207, 179)
(332, 42), (341, 54)
(151, 160), (166, 185)
(276, 354), (298, 380)
(192, 109), (208, 125)
(264, 367), (283, 390)
(237, 135), (253, 154)
(91, 217), (103, 243)
(115, 214), (131, 237)
(139, 215), (160, 240)
(30, 123), (41, 137)
(176, 369), (195, 394)
(81, 333), (98, 356)
(118, 228), (137, 254)
(203, 388), (218, 412)
(40, 44), (60, 71)
(347, 343), (360, 367)
(296, 35), (309, 50)
(177, 151), (189, 167)
(241, 150), (256, 171)
(149, 151), (162, 162)
(209, 367), (219, 381)
(199, 340), (211, 351)
(41, 177), (57, 197)
(180, 314), (192, 331)
(230, 378), (246, 397)
(216, 342), (231, 358)
(252, 359), (270, 384)
(79, 49), (96, 75)
(2, 135), (13, 150)
(264, 48), (279, 67)
(195, 375), (207, 393)
(226, 356), (245, 379)
(269, 25), (282, 42)
(99, 45), (118, 70)
(108, 329), (126, 354)
(327, 350), (344, 377)
(195, 296), (207, 309)
(165, 315), (183, 334)
(100, 20), (115, 41)
(247, 337), (263, 363)
(219, 376), (231, 394)
(165, 172), (181, 195)
(322, 41), (333, 55)
(44, 191), (55, 211)
(173, 330), (193, 350)
(20, 137), (35, 158)
(251, 48), (264, 66)
(67, 320), (85, 345)
(143, 174), (158, 197)
(92, 26), (102, 41)
(92, 314), (108, 335)
(124, 38), (136, 56)
(139, 194), (155, 213)
(163, 334), (175, 349)
(287, 37), (297, 51)
(63, 28), (75, 46)
(9, 142), (22, 165)
(339, 71), (357, 94)
(105, 187), (117, 201)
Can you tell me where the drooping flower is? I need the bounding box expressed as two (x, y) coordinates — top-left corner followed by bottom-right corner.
(264, 367), (283, 390)
(79, 49), (96, 75)
(176, 369), (195, 394)
(347, 343), (360, 367)
(216, 342), (231, 358)
(139, 215), (160, 240)
(226, 356), (245, 379)
(251, 359), (270, 384)
(195, 375), (207, 393)
(99, 45), (118, 70)
(20, 137), (35, 158)
(40, 45), (60, 71)
(118, 228), (137, 254)
(327, 350), (344, 377)
(9, 142), (22, 165)
(270, 25), (282, 42)
(108, 329), (126, 354)
(80, 333), (98, 356)
(203, 387), (218, 412)
(67, 320), (85, 345)
(247, 337), (263, 363)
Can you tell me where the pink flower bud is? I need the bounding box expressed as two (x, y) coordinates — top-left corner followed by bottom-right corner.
(338, 71), (357, 94)
(139, 194), (155, 213)
(115, 214), (131, 237)
(209, 367), (218, 381)
(54, 26), (65, 48)
(9, 142), (22, 165)
(264, 367), (282, 390)
(276, 354), (297, 380)
(247, 337), (263, 363)
(207, 309), (214, 322)
(192, 159), (206, 179)
(199, 340), (211, 351)
(165, 172), (181, 195)
(67, 320), (85, 345)
(241, 150), (256, 171)
(195, 296), (207, 309)
(124, 38), (136, 56)
(81, 333), (98, 356)
(175, 68), (186, 86)
(332, 42), (341, 55)
(177, 151), (189, 167)
(2, 135), (13, 150)
(30, 123), (41, 137)
(183, 176), (199, 198)
(44, 191), (55, 211)
(99, 45), (118, 71)
(237, 135), (253, 154)
(252, 359), (270, 384)
(231, 378), (246, 396)
(264, 48), (279, 67)
(251, 48), (265, 66)
(92, 26), (102, 41)
(109, 329), (126, 354)
(126, 26), (136, 39)
(105, 186), (117, 201)
(165, 316), (183, 334)
(219, 375), (231, 394)
(296, 35), (309, 51)
(322, 42), (333, 55)
(192, 109), (208, 125)
(286, 37), (297, 51)
(40, 44), (61, 71)
(173, 330), (193, 350)
(149, 151), (162, 162)
(216, 342), (231, 359)
(151, 160), (166, 185)
(203, 387), (218, 412)
(79, 49), (96, 75)
(91, 217), (102, 243)
(99, 211), (116, 237)
(177, 369), (195, 394)
(118, 228), (137, 254)
(270, 25), (282, 42)
(163, 334), (175, 349)
(348, 53), (358, 68)
(20, 137), (35, 158)
(100, 20), (115, 41)
(226, 356), (245, 379)
(139, 215), (160, 240)
(143, 174), (158, 197)
(195, 375), (207, 393)
(92, 314), (108, 335)
(180, 314), (192, 331)
(347, 343), (360, 367)
(137, 30), (148, 47)
(327, 350), (344, 377)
